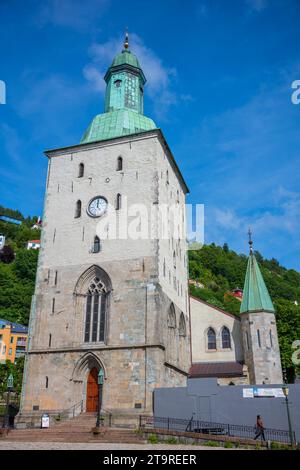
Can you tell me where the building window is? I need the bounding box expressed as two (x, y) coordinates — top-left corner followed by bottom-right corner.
(257, 329), (261, 348)
(49, 334), (52, 347)
(207, 328), (216, 350)
(173, 251), (176, 269)
(163, 259), (166, 277)
(2, 345), (6, 354)
(245, 331), (249, 350)
(116, 193), (122, 210)
(93, 236), (101, 253)
(166, 170), (169, 185)
(221, 326), (231, 349)
(75, 200), (82, 218)
(269, 329), (273, 348)
(84, 276), (109, 343)
(10, 337), (14, 344)
(52, 298), (55, 313)
(78, 163), (84, 178)
(167, 303), (176, 328)
(117, 156), (123, 171)
(54, 270), (58, 286)
(179, 313), (186, 337)
(45, 376), (49, 389)
(8, 348), (12, 356)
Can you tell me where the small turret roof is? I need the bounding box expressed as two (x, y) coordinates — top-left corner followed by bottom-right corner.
(111, 50), (141, 69)
(240, 253), (275, 314)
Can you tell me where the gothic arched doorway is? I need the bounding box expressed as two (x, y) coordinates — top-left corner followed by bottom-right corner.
(86, 367), (99, 412)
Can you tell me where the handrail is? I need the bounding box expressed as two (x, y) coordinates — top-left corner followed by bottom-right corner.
(59, 400), (83, 418)
(139, 415), (296, 445)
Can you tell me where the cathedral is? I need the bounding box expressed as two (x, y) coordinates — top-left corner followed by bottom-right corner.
(19, 34), (190, 424)
(18, 35), (282, 426)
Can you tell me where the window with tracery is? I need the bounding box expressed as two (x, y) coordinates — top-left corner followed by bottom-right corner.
(84, 276), (107, 343)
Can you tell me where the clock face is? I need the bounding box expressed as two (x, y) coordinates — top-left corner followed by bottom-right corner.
(87, 197), (108, 218)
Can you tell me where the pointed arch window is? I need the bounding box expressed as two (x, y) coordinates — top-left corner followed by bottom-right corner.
(207, 328), (216, 350)
(221, 326), (231, 349)
(75, 200), (82, 218)
(84, 276), (108, 343)
(117, 156), (123, 171)
(78, 163), (84, 178)
(93, 236), (101, 253)
(168, 303), (176, 328)
(116, 193), (122, 210)
(179, 313), (186, 337)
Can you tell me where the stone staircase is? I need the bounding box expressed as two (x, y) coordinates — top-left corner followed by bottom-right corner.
(3, 413), (147, 444)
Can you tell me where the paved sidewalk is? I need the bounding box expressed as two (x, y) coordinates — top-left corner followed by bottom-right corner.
(0, 441), (226, 450)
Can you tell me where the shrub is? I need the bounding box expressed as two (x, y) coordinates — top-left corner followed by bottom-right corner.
(148, 434), (158, 444)
(224, 441), (234, 448)
(203, 440), (220, 447)
(165, 437), (178, 445)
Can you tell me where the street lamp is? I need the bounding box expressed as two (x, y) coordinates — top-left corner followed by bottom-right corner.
(96, 369), (104, 428)
(2, 373), (13, 429)
(282, 384), (295, 447)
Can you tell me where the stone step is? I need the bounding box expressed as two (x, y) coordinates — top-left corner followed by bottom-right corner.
(5, 412), (146, 443)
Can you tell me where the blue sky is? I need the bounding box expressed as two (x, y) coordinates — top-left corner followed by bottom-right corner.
(1, 0), (300, 269)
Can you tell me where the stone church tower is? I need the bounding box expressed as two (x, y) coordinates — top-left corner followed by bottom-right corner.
(19, 35), (190, 422)
(240, 233), (283, 384)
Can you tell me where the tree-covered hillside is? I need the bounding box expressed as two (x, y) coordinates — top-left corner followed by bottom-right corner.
(0, 206), (39, 326)
(189, 243), (300, 381)
(0, 206), (299, 381)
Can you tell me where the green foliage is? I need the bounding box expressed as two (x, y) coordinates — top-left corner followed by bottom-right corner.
(148, 433), (159, 444)
(275, 299), (300, 381)
(189, 243), (300, 380)
(202, 440), (220, 447)
(165, 437), (178, 444)
(224, 441), (234, 448)
(0, 246), (15, 264)
(0, 357), (25, 398)
(0, 207), (39, 326)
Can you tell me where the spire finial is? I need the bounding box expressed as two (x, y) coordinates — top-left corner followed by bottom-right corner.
(124, 28), (129, 50)
(248, 227), (253, 255)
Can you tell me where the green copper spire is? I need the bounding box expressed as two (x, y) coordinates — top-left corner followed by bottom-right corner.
(240, 230), (275, 314)
(81, 32), (156, 144)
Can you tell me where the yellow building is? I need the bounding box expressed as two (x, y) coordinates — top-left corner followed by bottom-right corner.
(0, 319), (28, 363)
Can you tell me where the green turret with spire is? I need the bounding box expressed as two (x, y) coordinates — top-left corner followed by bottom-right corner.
(240, 229), (283, 385)
(81, 32), (156, 144)
(240, 230), (275, 314)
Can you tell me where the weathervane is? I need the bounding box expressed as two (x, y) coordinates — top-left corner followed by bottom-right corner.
(124, 28), (129, 50)
(248, 227), (253, 254)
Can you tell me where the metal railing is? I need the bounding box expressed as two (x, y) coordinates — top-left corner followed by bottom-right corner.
(139, 415), (296, 445)
(56, 400), (84, 420)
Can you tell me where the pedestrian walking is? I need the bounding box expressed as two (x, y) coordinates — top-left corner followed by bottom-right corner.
(254, 415), (266, 441)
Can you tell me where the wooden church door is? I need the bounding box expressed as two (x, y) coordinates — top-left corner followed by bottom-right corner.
(86, 367), (99, 412)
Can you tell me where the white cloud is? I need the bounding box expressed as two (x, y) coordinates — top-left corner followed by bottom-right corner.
(36, 0), (109, 31)
(83, 33), (180, 120)
(245, 0), (268, 12)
